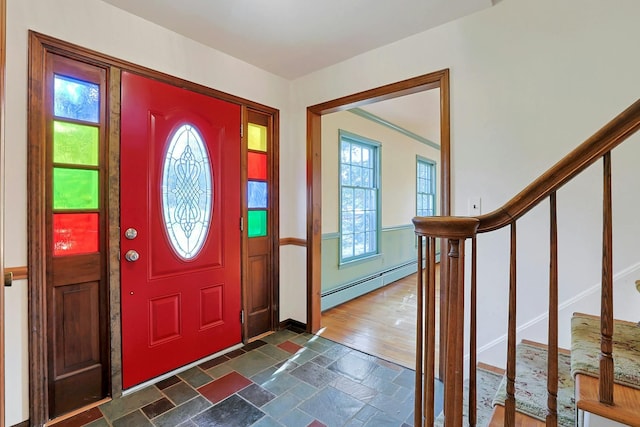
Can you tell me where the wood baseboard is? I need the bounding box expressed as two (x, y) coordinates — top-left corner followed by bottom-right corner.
(11, 421), (30, 427)
(278, 318), (307, 333)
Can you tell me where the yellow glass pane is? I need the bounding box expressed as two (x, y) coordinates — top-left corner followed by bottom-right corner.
(248, 123), (267, 152)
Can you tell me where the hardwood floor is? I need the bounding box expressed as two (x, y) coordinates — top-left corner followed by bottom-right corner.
(320, 269), (440, 369)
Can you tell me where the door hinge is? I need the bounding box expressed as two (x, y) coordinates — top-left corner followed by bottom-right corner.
(240, 217), (244, 231)
(240, 309), (245, 324)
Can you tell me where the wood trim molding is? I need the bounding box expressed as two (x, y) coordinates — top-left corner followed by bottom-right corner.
(279, 237), (307, 247)
(5, 266), (27, 281)
(306, 69), (451, 334)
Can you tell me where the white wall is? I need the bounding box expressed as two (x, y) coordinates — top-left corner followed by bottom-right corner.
(321, 110), (440, 233)
(291, 0), (640, 368)
(4, 0), (292, 424)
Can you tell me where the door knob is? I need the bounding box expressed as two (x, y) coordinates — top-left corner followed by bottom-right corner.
(125, 250), (140, 262)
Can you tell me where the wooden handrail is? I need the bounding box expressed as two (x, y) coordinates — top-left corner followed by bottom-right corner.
(476, 99), (640, 233)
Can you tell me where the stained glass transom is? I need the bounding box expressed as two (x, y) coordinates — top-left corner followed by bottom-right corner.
(162, 124), (212, 260)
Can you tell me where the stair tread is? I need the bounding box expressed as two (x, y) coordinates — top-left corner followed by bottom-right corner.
(487, 405), (546, 427)
(492, 341), (575, 426)
(571, 313), (640, 389)
(575, 373), (640, 427)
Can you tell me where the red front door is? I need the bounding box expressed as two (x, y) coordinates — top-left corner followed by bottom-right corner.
(120, 72), (241, 388)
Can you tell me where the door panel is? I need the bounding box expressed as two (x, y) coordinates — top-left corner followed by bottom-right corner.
(120, 72), (241, 388)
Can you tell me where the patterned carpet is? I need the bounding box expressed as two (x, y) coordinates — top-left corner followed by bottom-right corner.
(571, 313), (640, 389)
(434, 366), (503, 426)
(492, 342), (575, 426)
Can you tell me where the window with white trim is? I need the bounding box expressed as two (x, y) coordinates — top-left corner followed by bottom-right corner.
(339, 131), (380, 262)
(416, 157), (436, 217)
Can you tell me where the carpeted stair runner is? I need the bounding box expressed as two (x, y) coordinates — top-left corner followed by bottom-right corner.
(571, 312), (640, 389)
(492, 342), (575, 426)
(434, 366), (503, 426)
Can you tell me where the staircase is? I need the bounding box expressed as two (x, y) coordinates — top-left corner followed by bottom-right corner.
(410, 99), (640, 426)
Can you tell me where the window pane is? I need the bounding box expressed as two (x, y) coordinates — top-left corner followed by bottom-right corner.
(354, 189), (365, 211)
(53, 168), (99, 209)
(54, 75), (100, 123)
(53, 121), (99, 166)
(53, 213), (99, 256)
(341, 164), (351, 185)
(248, 152), (267, 180)
(341, 142), (351, 163)
(248, 181), (267, 208)
(341, 188), (354, 212)
(341, 212), (354, 234)
(162, 124), (212, 260)
(341, 235), (354, 259)
(351, 145), (362, 165)
(248, 123), (267, 152)
(354, 232), (365, 256)
(248, 210), (267, 237)
(351, 166), (362, 186)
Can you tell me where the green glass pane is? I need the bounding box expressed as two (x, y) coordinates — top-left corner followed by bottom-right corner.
(53, 121), (99, 166)
(248, 210), (267, 237)
(248, 123), (267, 152)
(53, 168), (99, 209)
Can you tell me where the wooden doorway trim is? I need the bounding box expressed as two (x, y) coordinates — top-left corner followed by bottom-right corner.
(306, 69), (451, 333)
(0, 0), (6, 425)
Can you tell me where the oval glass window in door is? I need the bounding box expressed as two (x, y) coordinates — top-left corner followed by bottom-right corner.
(161, 124), (212, 260)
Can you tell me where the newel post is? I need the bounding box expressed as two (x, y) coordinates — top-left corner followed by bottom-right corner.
(412, 217), (479, 427)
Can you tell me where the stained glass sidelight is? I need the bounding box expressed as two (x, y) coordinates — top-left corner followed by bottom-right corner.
(247, 181), (267, 209)
(53, 120), (99, 165)
(248, 152), (267, 180)
(53, 168), (99, 209)
(248, 210), (267, 237)
(53, 213), (99, 256)
(54, 75), (100, 123)
(248, 123), (267, 152)
(162, 124), (212, 260)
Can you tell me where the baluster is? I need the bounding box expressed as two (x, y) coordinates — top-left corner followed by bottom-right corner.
(547, 193), (558, 426)
(505, 222), (517, 427)
(444, 238), (465, 427)
(599, 152), (614, 405)
(425, 237), (437, 426)
(414, 235), (424, 426)
(469, 237), (477, 426)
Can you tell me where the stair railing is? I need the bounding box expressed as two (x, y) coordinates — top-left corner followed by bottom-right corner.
(412, 98), (640, 426)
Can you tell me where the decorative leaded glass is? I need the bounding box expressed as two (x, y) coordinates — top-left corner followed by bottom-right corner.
(53, 168), (99, 209)
(248, 123), (267, 152)
(53, 120), (99, 166)
(247, 181), (267, 208)
(248, 210), (267, 237)
(248, 152), (267, 180)
(162, 124), (212, 260)
(54, 75), (100, 123)
(53, 213), (99, 256)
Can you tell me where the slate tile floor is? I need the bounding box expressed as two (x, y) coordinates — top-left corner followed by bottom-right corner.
(57, 329), (434, 427)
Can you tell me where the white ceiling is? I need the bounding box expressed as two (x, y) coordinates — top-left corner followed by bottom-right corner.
(101, 0), (492, 80)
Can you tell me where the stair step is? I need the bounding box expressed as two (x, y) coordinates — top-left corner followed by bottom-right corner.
(575, 374), (640, 427)
(491, 341), (575, 426)
(487, 405), (546, 427)
(571, 312), (640, 388)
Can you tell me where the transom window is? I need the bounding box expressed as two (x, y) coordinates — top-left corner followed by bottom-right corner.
(416, 156), (436, 217)
(339, 131), (380, 262)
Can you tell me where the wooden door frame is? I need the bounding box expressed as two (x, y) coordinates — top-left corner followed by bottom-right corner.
(0, 0), (6, 425)
(306, 69), (451, 333)
(28, 32), (280, 425)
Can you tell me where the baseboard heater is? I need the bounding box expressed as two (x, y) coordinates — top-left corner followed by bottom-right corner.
(321, 260), (417, 311)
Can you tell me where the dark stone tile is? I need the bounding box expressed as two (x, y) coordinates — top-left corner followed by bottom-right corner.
(112, 410), (153, 427)
(368, 393), (413, 422)
(279, 408), (313, 426)
(163, 381), (199, 405)
(355, 404), (378, 422)
(156, 375), (182, 390)
(177, 421), (199, 427)
(52, 407), (102, 427)
(307, 421), (327, 427)
(244, 340), (268, 351)
(321, 344), (352, 361)
(372, 363), (403, 381)
(363, 411), (403, 427)
(192, 394), (264, 427)
(361, 374), (400, 396)
(179, 367), (213, 388)
(225, 350), (279, 377)
(238, 383), (276, 407)
(252, 368), (304, 396)
(331, 376), (377, 403)
(257, 344), (295, 362)
(278, 340), (303, 354)
(84, 418), (110, 427)
(261, 330), (299, 345)
(199, 355), (229, 370)
(287, 346), (320, 365)
(328, 353), (378, 382)
(99, 387), (162, 421)
(153, 396), (211, 427)
(298, 386), (365, 426)
(251, 416), (284, 427)
(310, 354), (333, 367)
(261, 392), (302, 419)
(392, 369), (415, 389)
(291, 362), (338, 388)
(141, 397), (175, 419)
(226, 348), (247, 359)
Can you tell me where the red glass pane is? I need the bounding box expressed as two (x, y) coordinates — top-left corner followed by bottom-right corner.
(53, 213), (99, 256)
(248, 152), (267, 180)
